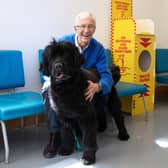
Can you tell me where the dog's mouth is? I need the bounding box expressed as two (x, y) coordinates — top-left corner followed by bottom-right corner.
(55, 72), (64, 79)
(51, 62), (72, 84)
(53, 72), (71, 83)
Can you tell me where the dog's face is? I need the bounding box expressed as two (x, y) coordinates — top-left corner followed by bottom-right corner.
(40, 40), (85, 84)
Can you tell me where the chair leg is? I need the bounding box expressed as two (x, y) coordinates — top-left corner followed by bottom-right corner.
(35, 115), (39, 126)
(21, 118), (24, 128)
(0, 121), (9, 163)
(141, 94), (148, 121)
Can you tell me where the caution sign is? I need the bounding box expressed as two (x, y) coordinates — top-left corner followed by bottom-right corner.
(120, 34), (155, 115)
(133, 34), (155, 115)
(111, 18), (136, 82)
(111, 0), (132, 19)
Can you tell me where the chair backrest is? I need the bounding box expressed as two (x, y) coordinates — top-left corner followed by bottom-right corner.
(0, 50), (25, 89)
(105, 49), (113, 68)
(156, 48), (168, 73)
(38, 49), (44, 84)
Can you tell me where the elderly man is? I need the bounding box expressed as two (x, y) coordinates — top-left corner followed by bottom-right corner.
(41, 11), (129, 165)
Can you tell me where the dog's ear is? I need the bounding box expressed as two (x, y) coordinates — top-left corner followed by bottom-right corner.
(39, 39), (58, 76)
(74, 47), (85, 68)
(39, 46), (51, 76)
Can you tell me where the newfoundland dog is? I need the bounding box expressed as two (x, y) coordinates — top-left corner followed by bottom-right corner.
(40, 40), (129, 165)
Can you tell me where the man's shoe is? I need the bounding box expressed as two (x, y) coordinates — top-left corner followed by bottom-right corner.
(43, 132), (61, 158)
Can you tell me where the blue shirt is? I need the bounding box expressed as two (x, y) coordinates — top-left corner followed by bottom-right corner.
(57, 33), (113, 95)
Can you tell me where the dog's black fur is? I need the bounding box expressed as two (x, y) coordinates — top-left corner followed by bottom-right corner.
(40, 40), (129, 165)
(40, 40), (99, 165)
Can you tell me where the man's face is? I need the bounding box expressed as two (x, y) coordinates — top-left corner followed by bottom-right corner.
(74, 17), (96, 48)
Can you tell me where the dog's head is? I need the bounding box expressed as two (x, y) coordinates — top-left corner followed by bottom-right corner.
(40, 39), (85, 84)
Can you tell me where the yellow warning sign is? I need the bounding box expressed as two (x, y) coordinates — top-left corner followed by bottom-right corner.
(111, 18), (136, 82)
(111, 0), (132, 19)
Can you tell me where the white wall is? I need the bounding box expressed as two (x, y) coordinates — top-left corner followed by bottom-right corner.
(0, 0), (167, 91)
(133, 0), (168, 48)
(0, 0), (110, 91)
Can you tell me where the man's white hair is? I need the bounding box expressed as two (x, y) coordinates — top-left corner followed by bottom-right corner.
(74, 11), (96, 26)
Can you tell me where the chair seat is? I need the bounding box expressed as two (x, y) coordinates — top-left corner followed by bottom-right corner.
(116, 82), (147, 97)
(0, 91), (44, 121)
(156, 75), (168, 84)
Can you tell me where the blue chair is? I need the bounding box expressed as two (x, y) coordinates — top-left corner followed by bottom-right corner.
(105, 49), (148, 120)
(156, 49), (168, 84)
(38, 49), (45, 84)
(0, 50), (44, 163)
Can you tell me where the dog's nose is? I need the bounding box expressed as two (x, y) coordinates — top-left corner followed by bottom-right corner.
(55, 63), (63, 72)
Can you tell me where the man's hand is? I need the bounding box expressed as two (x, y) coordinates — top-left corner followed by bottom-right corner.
(85, 80), (100, 102)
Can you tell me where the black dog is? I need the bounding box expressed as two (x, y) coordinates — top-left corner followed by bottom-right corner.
(40, 40), (129, 165)
(40, 40), (100, 165)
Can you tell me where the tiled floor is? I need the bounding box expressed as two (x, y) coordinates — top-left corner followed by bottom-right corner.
(0, 91), (167, 168)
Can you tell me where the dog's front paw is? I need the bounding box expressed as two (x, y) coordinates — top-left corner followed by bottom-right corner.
(81, 151), (96, 165)
(118, 131), (130, 141)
